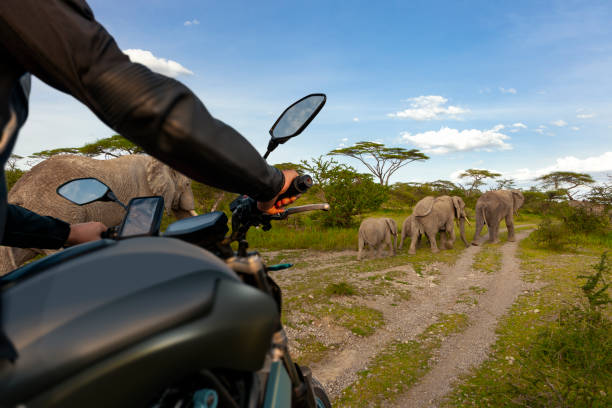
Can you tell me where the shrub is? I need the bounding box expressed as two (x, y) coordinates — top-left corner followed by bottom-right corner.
(514, 252), (612, 407)
(531, 216), (571, 251)
(561, 205), (610, 236)
(320, 169), (387, 227)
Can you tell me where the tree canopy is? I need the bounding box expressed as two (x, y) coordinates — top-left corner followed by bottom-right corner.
(535, 171), (595, 200)
(328, 141), (429, 185)
(494, 178), (517, 190)
(31, 135), (144, 159)
(459, 169), (501, 195)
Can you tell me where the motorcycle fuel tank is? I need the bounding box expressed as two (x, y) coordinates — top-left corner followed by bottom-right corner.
(0, 237), (278, 407)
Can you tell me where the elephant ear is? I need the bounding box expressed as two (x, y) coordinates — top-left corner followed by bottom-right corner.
(385, 218), (397, 236)
(511, 190), (524, 212)
(451, 196), (463, 219)
(414, 196), (434, 217)
(146, 157), (175, 215)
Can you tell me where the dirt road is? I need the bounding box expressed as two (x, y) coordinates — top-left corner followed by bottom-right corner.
(267, 229), (534, 406)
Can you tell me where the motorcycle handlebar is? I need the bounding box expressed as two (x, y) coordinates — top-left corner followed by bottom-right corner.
(277, 174), (313, 202)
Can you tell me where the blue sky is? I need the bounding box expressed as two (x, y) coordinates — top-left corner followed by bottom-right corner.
(14, 0), (612, 188)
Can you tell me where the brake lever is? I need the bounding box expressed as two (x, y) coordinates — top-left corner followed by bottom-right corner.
(269, 203), (331, 220)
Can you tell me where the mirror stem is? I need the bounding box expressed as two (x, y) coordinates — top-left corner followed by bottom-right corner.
(106, 191), (128, 211)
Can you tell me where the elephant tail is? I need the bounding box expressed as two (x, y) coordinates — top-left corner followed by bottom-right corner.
(480, 206), (488, 226)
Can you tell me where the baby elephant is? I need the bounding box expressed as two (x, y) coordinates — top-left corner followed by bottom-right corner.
(358, 217), (398, 261)
(399, 214), (423, 250)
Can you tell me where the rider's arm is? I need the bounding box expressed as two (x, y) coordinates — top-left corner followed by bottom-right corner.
(0, 0), (284, 202)
(1, 205), (70, 249)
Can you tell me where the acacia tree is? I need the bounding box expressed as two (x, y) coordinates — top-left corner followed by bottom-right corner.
(494, 178), (516, 190)
(535, 171), (595, 200)
(459, 169), (501, 196)
(31, 135), (144, 159)
(328, 141), (429, 185)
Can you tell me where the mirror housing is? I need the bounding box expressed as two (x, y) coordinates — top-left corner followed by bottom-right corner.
(264, 93), (326, 159)
(57, 177), (127, 210)
(56, 178), (113, 206)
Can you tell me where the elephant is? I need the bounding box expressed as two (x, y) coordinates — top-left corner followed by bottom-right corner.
(357, 217), (398, 261)
(408, 195), (469, 255)
(0, 154), (198, 275)
(471, 189), (525, 246)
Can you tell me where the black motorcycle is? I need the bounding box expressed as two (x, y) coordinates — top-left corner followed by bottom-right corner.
(0, 94), (332, 408)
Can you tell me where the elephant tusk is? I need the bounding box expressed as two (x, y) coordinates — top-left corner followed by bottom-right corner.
(464, 217), (472, 226)
(189, 210), (198, 217)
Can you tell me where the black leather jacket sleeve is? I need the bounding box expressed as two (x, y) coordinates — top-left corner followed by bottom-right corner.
(1, 205), (70, 249)
(0, 0), (284, 202)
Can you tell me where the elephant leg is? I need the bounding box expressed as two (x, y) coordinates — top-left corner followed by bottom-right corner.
(426, 229), (439, 253)
(0, 247), (40, 276)
(488, 220), (500, 244)
(358, 235), (364, 261)
(408, 230), (419, 255)
(399, 231), (405, 250)
(471, 215), (486, 246)
(445, 223), (456, 249)
(506, 214), (516, 242)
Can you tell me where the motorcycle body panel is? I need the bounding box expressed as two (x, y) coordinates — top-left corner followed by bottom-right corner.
(0, 237), (278, 407)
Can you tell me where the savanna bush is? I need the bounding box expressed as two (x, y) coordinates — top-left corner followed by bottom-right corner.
(560, 204), (610, 236)
(514, 252), (612, 407)
(531, 216), (571, 251)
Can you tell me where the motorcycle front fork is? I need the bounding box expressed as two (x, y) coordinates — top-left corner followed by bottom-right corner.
(269, 329), (317, 408)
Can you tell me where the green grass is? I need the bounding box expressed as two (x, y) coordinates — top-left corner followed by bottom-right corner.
(294, 335), (330, 367)
(472, 245), (502, 274)
(335, 313), (469, 407)
(325, 281), (357, 296)
(444, 241), (612, 407)
(323, 304), (385, 337)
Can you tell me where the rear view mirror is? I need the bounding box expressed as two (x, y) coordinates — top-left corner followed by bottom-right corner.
(264, 93), (326, 158)
(56, 178), (112, 205)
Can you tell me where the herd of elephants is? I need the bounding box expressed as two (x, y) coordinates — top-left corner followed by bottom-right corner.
(0, 154), (525, 274)
(357, 190), (525, 261)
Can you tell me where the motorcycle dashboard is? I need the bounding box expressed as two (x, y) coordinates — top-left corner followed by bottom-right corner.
(118, 196), (165, 239)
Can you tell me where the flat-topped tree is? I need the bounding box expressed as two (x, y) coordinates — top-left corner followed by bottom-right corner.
(328, 141), (429, 185)
(495, 178), (516, 190)
(31, 135), (144, 159)
(535, 171), (595, 200)
(459, 169), (501, 196)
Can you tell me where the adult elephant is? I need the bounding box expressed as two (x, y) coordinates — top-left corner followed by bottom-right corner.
(0, 154), (197, 274)
(408, 195), (469, 255)
(471, 189), (524, 246)
(357, 217), (397, 261)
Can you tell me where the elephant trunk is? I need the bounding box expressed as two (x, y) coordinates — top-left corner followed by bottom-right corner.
(459, 217), (468, 247)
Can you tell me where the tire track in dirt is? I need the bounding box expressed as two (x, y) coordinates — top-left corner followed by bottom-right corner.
(391, 229), (533, 407)
(311, 242), (487, 398)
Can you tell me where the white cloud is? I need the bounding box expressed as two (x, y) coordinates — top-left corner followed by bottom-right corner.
(577, 113), (596, 119)
(353, 117), (360, 122)
(123, 49), (193, 78)
(499, 87), (517, 94)
(341, 138), (348, 142)
(184, 19), (200, 26)
(400, 125), (512, 154)
(509, 129), (520, 133)
(387, 95), (469, 121)
(508, 152), (612, 180)
(512, 122), (527, 128)
(551, 119), (567, 127)
(571, 126), (580, 131)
